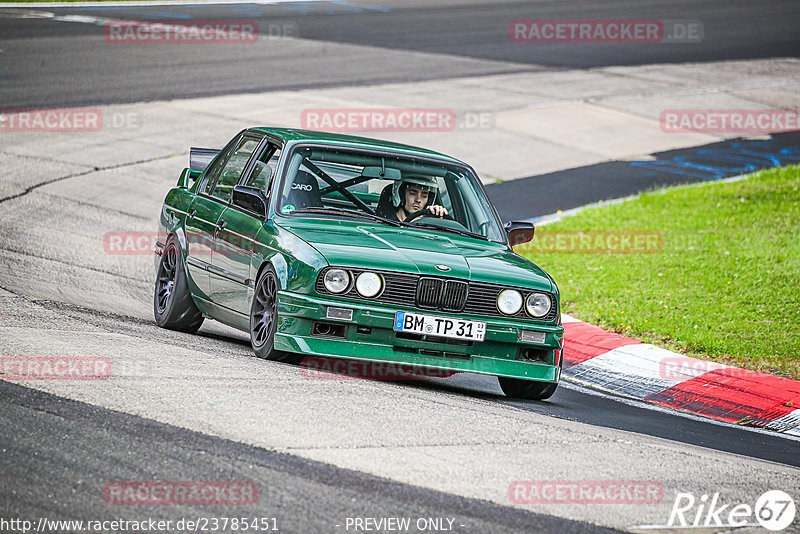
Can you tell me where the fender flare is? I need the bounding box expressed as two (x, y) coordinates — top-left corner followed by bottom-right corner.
(254, 253), (288, 291)
(155, 228), (189, 273)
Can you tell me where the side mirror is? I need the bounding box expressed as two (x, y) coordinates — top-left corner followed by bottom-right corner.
(232, 185), (269, 219)
(505, 221), (535, 246)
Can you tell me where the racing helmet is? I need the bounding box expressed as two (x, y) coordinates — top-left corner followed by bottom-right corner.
(392, 175), (438, 208)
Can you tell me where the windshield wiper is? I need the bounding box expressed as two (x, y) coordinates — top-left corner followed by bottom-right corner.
(408, 222), (489, 240)
(290, 207), (404, 227)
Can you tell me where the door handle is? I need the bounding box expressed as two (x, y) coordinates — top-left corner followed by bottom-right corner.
(218, 220), (227, 231)
(188, 209), (196, 218)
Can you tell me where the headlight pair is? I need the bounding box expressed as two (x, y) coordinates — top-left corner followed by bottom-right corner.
(323, 269), (383, 298)
(497, 289), (552, 318)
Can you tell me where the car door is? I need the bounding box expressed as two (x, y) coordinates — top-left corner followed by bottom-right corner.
(211, 140), (282, 315)
(208, 134), (264, 313)
(183, 134), (242, 299)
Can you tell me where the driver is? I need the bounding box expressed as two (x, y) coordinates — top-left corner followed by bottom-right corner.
(390, 175), (448, 222)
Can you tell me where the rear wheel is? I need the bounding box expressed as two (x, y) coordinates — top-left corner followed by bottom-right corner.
(498, 377), (558, 400)
(250, 265), (299, 363)
(154, 236), (204, 333)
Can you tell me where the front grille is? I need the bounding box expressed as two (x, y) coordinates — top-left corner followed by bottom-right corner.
(316, 267), (557, 322)
(416, 278), (443, 309)
(416, 278), (468, 312)
(441, 280), (468, 312)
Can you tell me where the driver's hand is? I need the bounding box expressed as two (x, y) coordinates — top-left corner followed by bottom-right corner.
(429, 205), (448, 217)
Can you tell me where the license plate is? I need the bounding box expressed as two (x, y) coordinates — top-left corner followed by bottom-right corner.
(393, 311), (486, 342)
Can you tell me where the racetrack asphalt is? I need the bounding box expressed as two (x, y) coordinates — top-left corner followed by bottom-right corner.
(1, 379), (618, 534)
(2, 289), (798, 531)
(1, 1), (800, 531)
(0, 0), (798, 108)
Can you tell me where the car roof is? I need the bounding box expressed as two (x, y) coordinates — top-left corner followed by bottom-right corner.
(250, 127), (465, 165)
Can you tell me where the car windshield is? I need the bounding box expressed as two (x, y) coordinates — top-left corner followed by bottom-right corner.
(277, 144), (505, 242)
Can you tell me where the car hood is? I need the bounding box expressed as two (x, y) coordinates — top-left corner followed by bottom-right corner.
(276, 218), (554, 292)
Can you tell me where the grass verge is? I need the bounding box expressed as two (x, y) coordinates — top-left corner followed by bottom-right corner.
(515, 165), (800, 379)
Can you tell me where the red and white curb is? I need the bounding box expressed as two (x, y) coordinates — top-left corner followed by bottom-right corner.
(560, 314), (800, 435)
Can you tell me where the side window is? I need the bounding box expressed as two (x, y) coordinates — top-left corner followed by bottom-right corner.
(244, 143), (281, 195)
(198, 140), (239, 195)
(208, 137), (260, 203)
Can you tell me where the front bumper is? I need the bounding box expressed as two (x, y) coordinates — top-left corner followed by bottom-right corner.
(275, 291), (563, 383)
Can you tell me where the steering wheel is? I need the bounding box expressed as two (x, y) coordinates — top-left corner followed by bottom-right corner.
(405, 207), (453, 223)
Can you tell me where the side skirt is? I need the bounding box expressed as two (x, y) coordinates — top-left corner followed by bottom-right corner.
(192, 295), (250, 332)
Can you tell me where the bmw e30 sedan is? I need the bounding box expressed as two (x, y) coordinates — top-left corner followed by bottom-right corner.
(155, 128), (563, 399)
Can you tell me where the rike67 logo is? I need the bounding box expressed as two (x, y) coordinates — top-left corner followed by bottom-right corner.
(667, 490), (795, 531)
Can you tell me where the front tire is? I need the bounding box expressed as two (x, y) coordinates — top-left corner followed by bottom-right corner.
(498, 377), (558, 400)
(154, 236), (204, 333)
(250, 265), (298, 362)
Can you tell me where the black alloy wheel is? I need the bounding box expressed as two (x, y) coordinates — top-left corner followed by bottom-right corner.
(153, 236), (204, 333)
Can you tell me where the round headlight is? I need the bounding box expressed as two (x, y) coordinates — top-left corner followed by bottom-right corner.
(355, 272), (383, 297)
(497, 289), (523, 315)
(526, 293), (552, 318)
(323, 269), (350, 293)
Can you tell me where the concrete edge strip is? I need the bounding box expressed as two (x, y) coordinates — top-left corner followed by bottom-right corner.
(559, 314), (800, 435)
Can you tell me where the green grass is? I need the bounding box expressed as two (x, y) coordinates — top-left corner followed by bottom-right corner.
(515, 165), (800, 379)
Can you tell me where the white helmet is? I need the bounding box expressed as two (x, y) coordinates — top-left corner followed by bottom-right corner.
(391, 175), (438, 207)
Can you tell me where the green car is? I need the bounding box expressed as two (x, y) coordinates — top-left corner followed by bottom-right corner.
(155, 128), (563, 399)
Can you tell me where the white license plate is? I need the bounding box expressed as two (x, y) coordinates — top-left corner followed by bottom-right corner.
(393, 311), (486, 342)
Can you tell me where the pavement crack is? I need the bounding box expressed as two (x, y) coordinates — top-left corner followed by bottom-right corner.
(0, 282), (140, 315)
(0, 246), (150, 284)
(0, 153), (180, 205)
